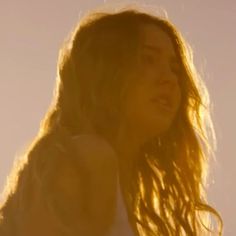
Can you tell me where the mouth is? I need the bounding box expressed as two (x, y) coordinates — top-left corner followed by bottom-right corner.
(150, 96), (174, 112)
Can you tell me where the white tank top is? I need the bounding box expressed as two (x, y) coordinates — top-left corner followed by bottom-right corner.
(105, 173), (135, 236)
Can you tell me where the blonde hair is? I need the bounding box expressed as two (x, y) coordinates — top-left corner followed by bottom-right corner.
(0, 6), (223, 236)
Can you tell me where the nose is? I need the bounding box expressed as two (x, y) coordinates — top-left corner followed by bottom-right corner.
(157, 65), (178, 88)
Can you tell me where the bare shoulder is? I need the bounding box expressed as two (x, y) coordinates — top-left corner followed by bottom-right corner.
(70, 134), (118, 232)
(70, 133), (118, 200)
(70, 134), (118, 170)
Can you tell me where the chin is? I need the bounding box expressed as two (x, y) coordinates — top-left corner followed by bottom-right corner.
(149, 120), (172, 137)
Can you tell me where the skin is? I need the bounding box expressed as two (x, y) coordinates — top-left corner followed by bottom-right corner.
(19, 23), (182, 235)
(86, 24), (182, 233)
(114, 23), (182, 173)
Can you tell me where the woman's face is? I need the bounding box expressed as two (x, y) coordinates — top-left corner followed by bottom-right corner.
(121, 23), (182, 141)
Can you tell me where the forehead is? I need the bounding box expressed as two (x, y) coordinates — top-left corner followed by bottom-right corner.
(140, 23), (176, 56)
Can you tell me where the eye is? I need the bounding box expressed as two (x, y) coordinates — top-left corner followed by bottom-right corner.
(171, 65), (182, 76)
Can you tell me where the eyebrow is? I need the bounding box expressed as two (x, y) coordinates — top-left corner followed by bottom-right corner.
(143, 44), (179, 65)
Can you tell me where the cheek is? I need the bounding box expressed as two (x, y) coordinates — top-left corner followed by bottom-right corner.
(122, 81), (182, 135)
(123, 84), (154, 124)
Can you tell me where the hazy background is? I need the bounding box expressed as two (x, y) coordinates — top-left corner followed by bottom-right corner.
(0, 0), (235, 234)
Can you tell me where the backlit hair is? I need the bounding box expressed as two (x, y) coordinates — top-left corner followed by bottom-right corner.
(0, 6), (223, 236)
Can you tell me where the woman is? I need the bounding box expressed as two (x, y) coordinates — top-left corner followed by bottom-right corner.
(0, 6), (223, 236)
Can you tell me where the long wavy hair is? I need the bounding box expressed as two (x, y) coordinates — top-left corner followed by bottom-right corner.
(0, 6), (223, 236)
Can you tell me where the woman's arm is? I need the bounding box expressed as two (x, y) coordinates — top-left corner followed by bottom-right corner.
(70, 134), (118, 234)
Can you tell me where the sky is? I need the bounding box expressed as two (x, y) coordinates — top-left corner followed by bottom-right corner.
(0, 0), (235, 234)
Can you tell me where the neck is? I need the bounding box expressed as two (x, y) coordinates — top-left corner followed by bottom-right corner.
(112, 122), (146, 172)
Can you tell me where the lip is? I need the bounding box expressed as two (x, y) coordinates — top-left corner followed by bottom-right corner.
(150, 96), (174, 112)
